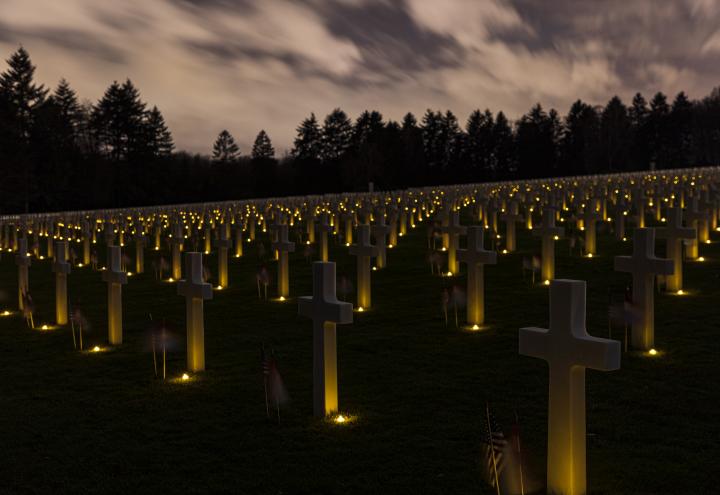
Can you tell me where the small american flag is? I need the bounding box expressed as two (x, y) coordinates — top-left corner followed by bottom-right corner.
(482, 404), (507, 492)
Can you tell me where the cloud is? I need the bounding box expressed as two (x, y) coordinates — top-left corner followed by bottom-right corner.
(1, 0), (720, 154)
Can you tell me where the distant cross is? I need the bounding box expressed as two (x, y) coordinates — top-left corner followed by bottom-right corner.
(171, 222), (184, 280)
(216, 225), (232, 288)
(52, 240), (71, 325)
(519, 279), (621, 495)
(15, 237), (31, 310)
(317, 213), (333, 262)
(271, 224), (296, 298)
(298, 262), (353, 417)
(499, 201), (523, 252)
(656, 207), (695, 292)
(439, 211), (467, 275)
(457, 226), (497, 326)
(371, 213), (391, 270)
(614, 228), (673, 350)
(533, 208), (564, 282)
(102, 246), (128, 345)
(177, 252), (213, 371)
(348, 224), (378, 309)
(580, 206), (601, 255)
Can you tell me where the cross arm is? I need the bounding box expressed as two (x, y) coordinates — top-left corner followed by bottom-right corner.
(519, 327), (550, 362)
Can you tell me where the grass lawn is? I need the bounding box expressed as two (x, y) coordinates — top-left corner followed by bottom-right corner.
(0, 213), (718, 494)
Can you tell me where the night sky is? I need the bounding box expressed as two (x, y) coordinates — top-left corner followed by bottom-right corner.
(2, 0), (720, 153)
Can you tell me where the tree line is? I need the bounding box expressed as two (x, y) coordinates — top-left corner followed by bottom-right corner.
(2, 46), (720, 214)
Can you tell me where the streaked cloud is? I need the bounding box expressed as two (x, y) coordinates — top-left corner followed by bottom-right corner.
(1, 0), (719, 153)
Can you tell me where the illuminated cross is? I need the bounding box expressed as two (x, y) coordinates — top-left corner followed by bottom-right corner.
(52, 240), (71, 325)
(499, 201), (523, 252)
(533, 208), (564, 282)
(656, 207), (695, 292)
(520, 279), (620, 495)
(216, 225), (232, 288)
(317, 213), (333, 262)
(614, 228), (673, 350)
(271, 224), (295, 298)
(134, 230), (146, 274)
(171, 222), (184, 280)
(299, 262), (353, 417)
(348, 224), (378, 309)
(684, 196), (708, 260)
(15, 237), (31, 310)
(439, 211), (467, 275)
(371, 213), (390, 269)
(580, 206), (601, 255)
(457, 226), (496, 326)
(177, 252), (213, 372)
(102, 246), (128, 345)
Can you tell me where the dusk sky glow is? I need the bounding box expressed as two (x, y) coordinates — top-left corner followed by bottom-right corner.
(2, 0), (720, 154)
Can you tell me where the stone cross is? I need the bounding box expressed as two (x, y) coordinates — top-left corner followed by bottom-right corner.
(317, 213), (333, 262)
(306, 212), (316, 244)
(439, 211), (467, 275)
(656, 207), (695, 292)
(614, 228), (673, 350)
(457, 226), (497, 326)
(104, 222), (115, 247)
(348, 224), (379, 309)
(519, 279), (620, 495)
(216, 226), (232, 288)
(102, 246), (128, 345)
(177, 252), (213, 372)
(499, 201), (523, 252)
(233, 222), (244, 258)
(298, 262), (353, 417)
(82, 221), (91, 265)
(342, 212), (354, 245)
(134, 230), (146, 274)
(52, 240), (71, 325)
(171, 222), (184, 280)
(271, 224), (295, 298)
(684, 197), (708, 260)
(371, 214), (390, 270)
(581, 206), (601, 256)
(533, 208), (564, 282)
(15, 237), (31, 310)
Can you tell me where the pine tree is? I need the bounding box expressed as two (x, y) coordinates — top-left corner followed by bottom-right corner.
(600, 96), (630, 172)
(560, 100), (600, 175)
(441, 110), (462, 170)
(91, 79), (147, 161)
(421, 109), (443, 167)
(145, 106), (174, 157)
(352, 110), (384, 149)
(629, 93), (650, 169)
(648, 92), (670, 169)
(212, 129), (240, 163)
(466, 109), (495, 177)
(493, 111), (514, 178)
(0, 46), (47, 137)
(252, 129), (275, 160)
(292, 113), (322, 161)
(52, 79), (81, 128)
(401, 112), (417, 131)
(320, 108), (352, 161)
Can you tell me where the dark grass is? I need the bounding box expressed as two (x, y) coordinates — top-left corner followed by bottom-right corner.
(0, 215), (719, 494)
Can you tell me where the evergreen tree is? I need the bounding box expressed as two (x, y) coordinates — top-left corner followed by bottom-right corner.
(600, 96), (630, 172)
(52, 79), (81, 128)
(251, 129), (275, 159)
(91, 79), (147, 161)
(560, 100), (600, 175)
(670, 91), (694, 168)
(212, 129), (240, 163)
(648, 92), (671, 169)
(493, 111), (514, 179)
(320, 108), (352, 161)
(0, 46), (47, 137)
(292, 113), (322, 161)
(401, 112), (417, 131)
(629, 93), (650, 169)
(352, 110), (384, 150)
(145, 106), (174, 157)
(421, 109), (443, 168)
(516, 104), (559, 178)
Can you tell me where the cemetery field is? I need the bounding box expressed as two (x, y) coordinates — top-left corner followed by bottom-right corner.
(0, 219), (718, 495)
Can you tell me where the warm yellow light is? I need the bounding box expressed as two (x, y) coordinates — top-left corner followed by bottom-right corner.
(543, 280), (550, 286)
(127, 272), (133, 276)
(446, 271), (453, 277)
(622, 237), (627, 241)
(345, 242), (350, 247)
(93, 346), (100, 352)
(168, 278), (175, 282)
(334, 415), (346, 424)
(41, 324), (49, 330)
(471, 324), (480, 331)
(440, 247), (447, 251)
(502, 249), (508, 254)
(705, 239), (711, 244)
(553, 235), (559, 240)
(372, 266), (377, 271)
(648, 348), (658, 356)
(181, 373), (190, 381)
(306, 240), (311, 245)
(279, 296), (286, 301)
(2, 310), (10, 316)
(698, 256), (705, 262)
(357, 307), (364, 312)
(388, 244), (394, 248)
(216, 285), (223, 290)
(677, 290), (684, 295)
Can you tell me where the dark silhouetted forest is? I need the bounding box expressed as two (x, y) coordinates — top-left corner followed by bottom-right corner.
(2, 47), (720, 213)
